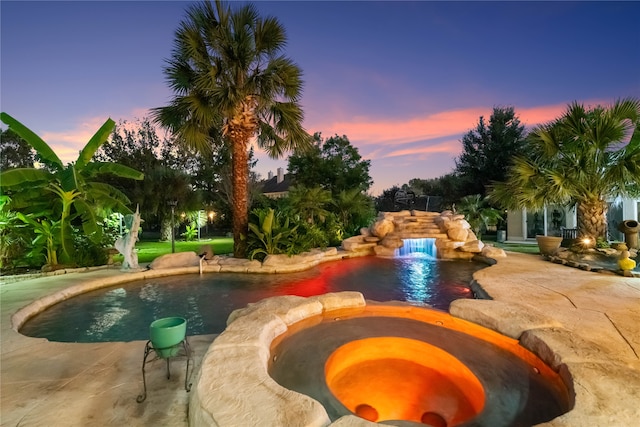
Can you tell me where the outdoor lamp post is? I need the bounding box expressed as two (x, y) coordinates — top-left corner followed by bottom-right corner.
(168, 200), (178, 253)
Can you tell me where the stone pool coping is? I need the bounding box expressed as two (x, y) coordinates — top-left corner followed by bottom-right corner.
(192, 293), (570, 426)
(1, 252), (639, 426)
(6, 248), (367, 332)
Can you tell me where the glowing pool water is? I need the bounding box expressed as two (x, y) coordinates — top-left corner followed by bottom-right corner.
(324, 337), (486, 424)
(20, 257), (484, 342)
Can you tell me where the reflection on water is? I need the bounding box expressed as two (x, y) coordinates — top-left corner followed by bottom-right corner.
(400, 257), (433, 302)
(139, 283), (161, 303)
(86, 307), (129, 340)
(20, 257), (484, 342)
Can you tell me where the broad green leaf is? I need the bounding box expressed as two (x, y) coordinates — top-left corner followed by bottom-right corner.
(16, 212), (39, 227)
(59, 167), (80, 192)
(0, 112), (63, 167)
(262, 208), (274, 234)
(76, 118), (116, 168)
(74, 198), (102, 241)
(0, 168), (52, 187)
(84, 162), (144, 180)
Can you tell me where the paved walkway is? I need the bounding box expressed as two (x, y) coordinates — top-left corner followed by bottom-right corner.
(453, 253), (640, 426)
(1, 253), (638, 426)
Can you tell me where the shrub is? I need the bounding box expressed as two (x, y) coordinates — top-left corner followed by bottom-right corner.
(182, 224), (198, 241)
(73, 233), (108, 267)
(0, 210), (35, 271)
(246, 208), (299, 261)
(596, 237), (610, 249)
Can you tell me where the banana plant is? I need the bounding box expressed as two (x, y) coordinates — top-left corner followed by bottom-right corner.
(247, 208), (298, 260)
(15, 212), (61, 266)
(182, 224), (198, 241)
(0, 112), (144, 265)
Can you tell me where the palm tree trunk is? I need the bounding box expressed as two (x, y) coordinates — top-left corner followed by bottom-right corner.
(576, 199), (608, 243)
(160, 219), (172, 241)
(231, 138), (249, 258)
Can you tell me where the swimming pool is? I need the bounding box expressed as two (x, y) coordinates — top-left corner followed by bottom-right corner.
(20, 256), (485, 342)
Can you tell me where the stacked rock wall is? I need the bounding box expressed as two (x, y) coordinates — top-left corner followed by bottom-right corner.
(342, 210), (506, 260)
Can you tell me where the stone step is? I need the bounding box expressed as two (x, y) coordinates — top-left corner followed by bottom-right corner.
(398, 223), (440, 230)
(389, 232), (448, 240)
(410, 210), (440, 217)
(394, 227), (441, 234)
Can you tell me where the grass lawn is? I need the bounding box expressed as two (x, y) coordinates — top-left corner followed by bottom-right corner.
(482, 235), (541, 255)
(494, 242), (541, 255)
(119, 235), (539, 265)
(114, 237), (234, 264)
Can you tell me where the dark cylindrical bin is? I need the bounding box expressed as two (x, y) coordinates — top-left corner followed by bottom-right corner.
(618, 220), (640, 249)
(496, 230), (506, 243)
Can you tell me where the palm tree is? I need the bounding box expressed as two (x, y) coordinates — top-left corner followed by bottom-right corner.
(287, 186), (332, 225)
(455, 194), (503, 240)
(332, 188), (375, 236)
(152, 0), (311, 257)
(490, 98), (640, 246)
(0, 113), (143, 264)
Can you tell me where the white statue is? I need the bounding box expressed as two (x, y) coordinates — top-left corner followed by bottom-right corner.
(114, 205), (141, 271)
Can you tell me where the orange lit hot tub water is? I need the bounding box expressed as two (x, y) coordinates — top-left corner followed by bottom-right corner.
(269, 305), (571, 427)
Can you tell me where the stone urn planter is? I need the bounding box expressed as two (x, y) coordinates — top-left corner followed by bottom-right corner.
(618, 220), (640, 249)
(536, 235), (563, 256)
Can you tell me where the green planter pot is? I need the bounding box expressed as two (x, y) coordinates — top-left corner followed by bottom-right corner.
(536, 235), (563, 256)
(150, 317), (187, 358)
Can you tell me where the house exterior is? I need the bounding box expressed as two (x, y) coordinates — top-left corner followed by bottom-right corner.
(261, 167), (292, 199)
(505, 197), (640, 242)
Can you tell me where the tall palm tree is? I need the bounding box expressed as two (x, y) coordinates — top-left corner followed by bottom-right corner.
(287, 185), (332, 225)
(153, 0), (311, 257)
(0, 113), (143, 264)
(332, 188), (375, 235)
(490, 98), (640, 245)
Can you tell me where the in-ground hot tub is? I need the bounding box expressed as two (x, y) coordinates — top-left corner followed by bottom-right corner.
(189, 293), (572, 427)
(323, 337), (486, 425)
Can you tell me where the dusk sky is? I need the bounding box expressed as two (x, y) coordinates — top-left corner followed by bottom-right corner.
(2, 1), (639, 195)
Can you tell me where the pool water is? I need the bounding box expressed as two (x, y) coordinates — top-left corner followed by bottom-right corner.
(20, 256), (484, 342)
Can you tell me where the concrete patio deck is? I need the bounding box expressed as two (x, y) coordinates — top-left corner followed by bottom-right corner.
(1, 252), (639, 426)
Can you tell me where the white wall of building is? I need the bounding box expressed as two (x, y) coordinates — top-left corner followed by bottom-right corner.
(506, 198), (638, 242)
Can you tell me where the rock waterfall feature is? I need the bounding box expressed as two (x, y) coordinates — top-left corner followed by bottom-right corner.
(341, 210), (507, 260)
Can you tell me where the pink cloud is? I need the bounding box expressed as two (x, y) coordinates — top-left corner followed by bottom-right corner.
(41, 116), (111, 164)
(309, 107), (492, 146)
(517, 103), (569, 127)
(39, 108), (161, 165)
(305, 98), (605, 160)
(129, 107), (156, 120)
(383, 139), (460, 159)
(517, 98), (619, 128)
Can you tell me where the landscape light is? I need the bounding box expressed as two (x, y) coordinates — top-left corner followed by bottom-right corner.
(168, 200), (178, 253)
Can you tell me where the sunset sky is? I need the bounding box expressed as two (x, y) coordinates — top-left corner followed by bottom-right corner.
(2, 1), (639, 195)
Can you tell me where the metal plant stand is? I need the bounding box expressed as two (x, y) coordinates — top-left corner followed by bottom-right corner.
(136, 338), (193, 403)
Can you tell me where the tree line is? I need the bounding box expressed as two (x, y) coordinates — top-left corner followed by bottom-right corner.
(0, 113), (375, 271)
(375, 99), (640, 246)
(375, 106), (527, 212)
